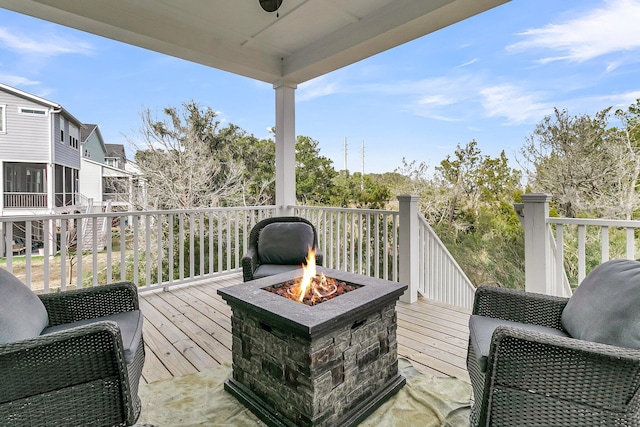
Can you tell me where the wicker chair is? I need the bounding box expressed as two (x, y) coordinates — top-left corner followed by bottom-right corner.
(467, 267), (640, 426)
(241, 216), (323, 282)
(0, 268), (145, 427)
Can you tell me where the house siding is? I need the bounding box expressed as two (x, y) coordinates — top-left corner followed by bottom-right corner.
(79, 159), (104, 202)
(0, 90), (51, 162)
(53, 116), (81, 169)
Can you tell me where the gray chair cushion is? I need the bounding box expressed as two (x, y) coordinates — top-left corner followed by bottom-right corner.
(258, 222), (314, 265)
(253, 264), (303, 280)
(562, 259), (640, 349)
(0, 268), (49, 344)
(469, 314), (569, 372)
(42, 310), (143, 364)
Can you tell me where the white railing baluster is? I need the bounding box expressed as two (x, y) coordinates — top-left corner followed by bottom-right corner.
(157, 214), (163, 287)
(25, 222), (32, 287)
(76, 217), (83, 288)
(169, 214), (175, 284)
(133, 215), (139, 285)
(577, 225), (586, 283)
(107, 217), (113, 284)
(209, 212), (214, 275)
(60, 219), (67, 291)
(120, 217), (126, 282)
(189, 213), (195, 279)
(601, 226), (609, 262)
(92, 217), (99, 287)
(43, 219), (50, 293)
(145, 214), (151, 287)
(627, 227), (635, 259)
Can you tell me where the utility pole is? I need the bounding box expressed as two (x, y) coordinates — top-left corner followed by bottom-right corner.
(343, 137), (348, 173)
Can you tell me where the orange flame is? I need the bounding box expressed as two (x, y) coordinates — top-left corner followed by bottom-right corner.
(284, 247), (337, 304)
(297, 247), (316, 302)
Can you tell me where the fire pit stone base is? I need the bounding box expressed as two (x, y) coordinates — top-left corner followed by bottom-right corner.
(219, 267), (408, 427)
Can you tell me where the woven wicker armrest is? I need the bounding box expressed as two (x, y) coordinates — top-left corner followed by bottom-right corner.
(488, 326), (640, 413)
(242, 247), (259, 281)
(0, 321), (129, 404)
(38, 282), (139, 326)
(473, 286), (569, 329)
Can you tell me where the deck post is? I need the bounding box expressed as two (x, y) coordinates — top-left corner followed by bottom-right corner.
(398, 195), (419, 303)
(274, 81), (297, 216)
(522, 193), (552, 294)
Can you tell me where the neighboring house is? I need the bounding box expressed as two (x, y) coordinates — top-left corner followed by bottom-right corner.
(80, 137), (146, 211)
(0, 83), (84, 254)
(0, 83), (146, 255)
(105, 143), (126, 169)
(81, 124), (106, 164)
(0, 83), (83, 216)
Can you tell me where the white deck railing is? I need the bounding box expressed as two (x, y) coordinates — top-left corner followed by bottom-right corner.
(417, 214), (475, 309)
(522, 193), (640, 296)
(295, 205), (475, 309)
(1, 206), (277, 292)
(2, 199), (476, 308)
(294, 206), (400, 281)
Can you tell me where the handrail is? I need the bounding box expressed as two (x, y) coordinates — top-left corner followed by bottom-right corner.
(417, 214), (475, 309)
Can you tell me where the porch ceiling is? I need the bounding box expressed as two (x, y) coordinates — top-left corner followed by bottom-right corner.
(0, 0), (509, 85)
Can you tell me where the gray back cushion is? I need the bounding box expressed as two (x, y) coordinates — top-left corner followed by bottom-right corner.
(258, 222), (314, 265)
(0, 268), (49, 344)
(562, 259), (640, 349)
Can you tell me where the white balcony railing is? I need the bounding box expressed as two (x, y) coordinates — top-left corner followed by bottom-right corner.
(521, 193), (640, 296)
(3, 192), (48, 208)
(1, 199), (477, 309)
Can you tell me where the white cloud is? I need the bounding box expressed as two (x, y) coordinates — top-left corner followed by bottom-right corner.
(0, 27), (94, 57)
(480, 84), (553, 124)
(456, 58), (479, 68)
(298, 75), (343, 101)
(0, 74), (39, 87)
(507, 0), (640, 64)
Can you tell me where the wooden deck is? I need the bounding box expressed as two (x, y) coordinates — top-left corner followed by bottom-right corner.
(139, 273), (471, 385)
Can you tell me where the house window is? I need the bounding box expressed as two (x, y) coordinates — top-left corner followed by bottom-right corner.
(0, 105), (5, 133)
(19, 107), (47, 116)
(69, 135), (78, 149)
(84, 148), (91, 158)
(106, 158), (117, 167)
(60, 129), (64, 144)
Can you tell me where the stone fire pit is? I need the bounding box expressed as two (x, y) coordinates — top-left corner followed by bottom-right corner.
(217, 266), (408, 427)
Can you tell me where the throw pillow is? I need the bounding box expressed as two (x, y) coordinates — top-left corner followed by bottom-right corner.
(561, 259), (640, 349)
(0, 268), (49, 344)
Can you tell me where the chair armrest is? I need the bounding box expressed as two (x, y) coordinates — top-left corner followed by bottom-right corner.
(473, 286), (568, 330)
(242, 248), (259, 282)
(0, 321), (129, 404)
(39, 282), (139, 326)
(487, 326), (640, 413)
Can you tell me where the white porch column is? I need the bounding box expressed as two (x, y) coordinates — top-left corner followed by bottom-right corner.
(274, 80), (297, 216)
(522, 193), (552, 294)
(398, 195), (419, 303)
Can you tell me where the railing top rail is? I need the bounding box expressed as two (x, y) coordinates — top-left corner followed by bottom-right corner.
(291, 205), (398, 216)
(0, 205), (278, 222)
(548, 217), (640, 228)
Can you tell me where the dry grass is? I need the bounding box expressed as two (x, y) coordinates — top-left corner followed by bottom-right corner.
(1, 251), (119, 293)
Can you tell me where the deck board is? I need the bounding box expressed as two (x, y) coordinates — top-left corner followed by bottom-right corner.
(140, 273), (471, 384)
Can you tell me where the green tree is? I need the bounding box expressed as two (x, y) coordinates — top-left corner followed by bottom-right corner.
(132, 101), (245, 209)
(295, 136), (339, 205)
(519, 107), (620, 218)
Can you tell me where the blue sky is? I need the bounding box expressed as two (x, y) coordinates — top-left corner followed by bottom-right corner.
(1, 0), (640, 174)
